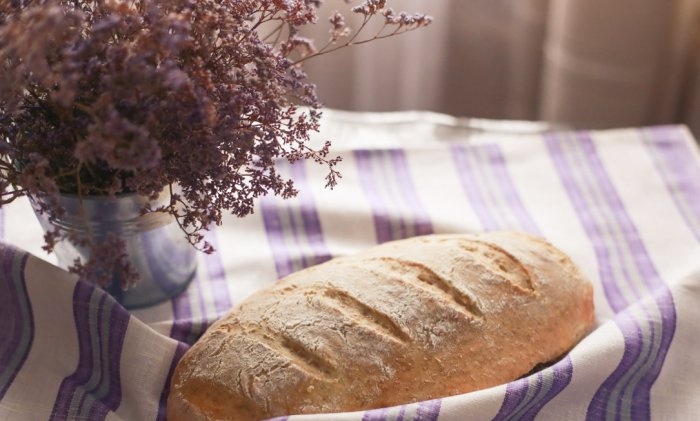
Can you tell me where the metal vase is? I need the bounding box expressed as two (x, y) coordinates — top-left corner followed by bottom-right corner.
(32, 191), (197, 309)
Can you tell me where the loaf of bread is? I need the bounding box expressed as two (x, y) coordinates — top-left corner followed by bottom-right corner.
(167, 231), (594, 421)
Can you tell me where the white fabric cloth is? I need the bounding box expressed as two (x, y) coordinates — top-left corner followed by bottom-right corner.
(1, 110), (699, 420)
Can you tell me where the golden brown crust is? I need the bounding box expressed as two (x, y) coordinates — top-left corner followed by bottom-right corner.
(167, 231), (594, 421)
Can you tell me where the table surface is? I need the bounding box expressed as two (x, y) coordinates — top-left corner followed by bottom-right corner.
(1, 110), (699, 421)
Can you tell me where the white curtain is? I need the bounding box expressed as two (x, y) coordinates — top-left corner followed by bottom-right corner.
(304, 0), (700, 133)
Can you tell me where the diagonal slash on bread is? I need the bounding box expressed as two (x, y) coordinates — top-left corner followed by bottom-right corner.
(168, 231), (594, 421)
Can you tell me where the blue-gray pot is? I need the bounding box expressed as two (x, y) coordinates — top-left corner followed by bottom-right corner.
(32, 190), (197, 309)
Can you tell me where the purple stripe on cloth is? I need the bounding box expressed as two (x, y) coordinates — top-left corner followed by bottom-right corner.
(158, 228), (233, 418)
(519, 357), (574, 420)
(415, 399), (441, 421)
(50, 286), (111, 419)
(531, 358), (573, 413)
(492, 378), (530, 421)
(543, 132), (675, 421)
(261, 160), (332, 278)
(85, 298), (130, 420)
(157, 342), (188, 421)
(588, 310), (646, 420)
(448, 142), (573, 419)
(610, 302), (661, 419)
(591, 289), (677, 421)
(170, 273), (208, 345)
(0, 247), (32, 400)
(378, 151), (409, 240)
(396, 405), (407, 421)
(158, 273), (197, 419)
(169, 279), (194, 343)
(644, 126), (700, 241)
(388, 150), (433, 237)
(261, 196), (295, 278)
(188, 246), (216, 333)
(290, 161), (333, 266)
(576, 132), (675, 419)
(451, 144), (500, 230)
(284, 203), (310, 270)
(631, 289), (676, 416)
(193, 268), (213, 340)
(579, 133), (662, 293)
(202, 229), (233, 315)
(484, 145), (540, 235)
(50, 282), (96, 420)
(362, 407), (389, 421)
(50, 285), (129, 421)
(447, 141), (573, 420)
(510, 372), (544, 420)
(544, 134), (627, 311)
(355, 150), (395, 244)
(545, 133), (646, 419)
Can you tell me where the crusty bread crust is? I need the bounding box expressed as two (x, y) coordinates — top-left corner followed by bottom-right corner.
(167, 232), (594, 421)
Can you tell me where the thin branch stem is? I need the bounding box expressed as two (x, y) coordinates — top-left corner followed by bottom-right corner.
(262, 20), (285, 43)
(294, 22), (423, 65)
(297, 15), (371, 64)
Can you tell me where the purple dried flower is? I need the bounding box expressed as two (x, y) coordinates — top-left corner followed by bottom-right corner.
(330, 11), (345, 30)
(0, 0), (429, 287)
(328, 11), (350, 41)
(352, 0), (386, 15)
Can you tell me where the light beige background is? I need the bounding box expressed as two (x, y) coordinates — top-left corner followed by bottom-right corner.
(302, 0), (700, 134)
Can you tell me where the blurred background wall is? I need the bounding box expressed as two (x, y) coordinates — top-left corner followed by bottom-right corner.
(302, 0), (700, 134)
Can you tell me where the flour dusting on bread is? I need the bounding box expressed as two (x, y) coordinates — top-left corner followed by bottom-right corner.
(168, 231), (594, 421)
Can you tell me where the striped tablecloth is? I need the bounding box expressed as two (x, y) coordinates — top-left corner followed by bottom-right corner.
(1, 110), (699, 421)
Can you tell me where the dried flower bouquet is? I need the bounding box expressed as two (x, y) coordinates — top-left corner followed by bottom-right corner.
(0, 0), (430, 287)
